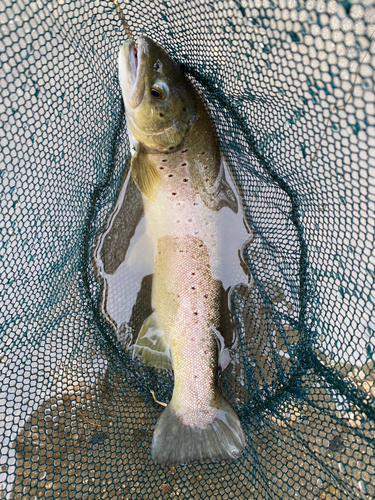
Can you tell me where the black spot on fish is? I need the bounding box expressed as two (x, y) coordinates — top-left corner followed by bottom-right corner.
(169, 147), (174, 150)
(183, 179), (188, 182)
(201, 152), (205, 155)
(162, 159), (167, 162)
(159, 167), (164, 170)
(182, 163), (187, 166)
(192, 287), (195, 290)
(204, 294), (208, 298)
(172, 192), (177, 195)
(194, 312), (198, 315)
(192, 273), (195, 275)
(159, 113), (164, 117)
(168, 174), (173, 177)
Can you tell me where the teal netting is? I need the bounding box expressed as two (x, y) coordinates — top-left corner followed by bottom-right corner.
(1, 0), (375, 498)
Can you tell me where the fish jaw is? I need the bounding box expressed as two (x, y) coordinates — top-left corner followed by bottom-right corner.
(119, 39), (146, 110)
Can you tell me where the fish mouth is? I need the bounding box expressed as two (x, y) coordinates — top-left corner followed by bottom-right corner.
(129, 42), (138, 82)
(125, 38), (146, 109)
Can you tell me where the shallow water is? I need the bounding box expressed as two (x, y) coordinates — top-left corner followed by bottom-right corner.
(94, 157), (253, 352)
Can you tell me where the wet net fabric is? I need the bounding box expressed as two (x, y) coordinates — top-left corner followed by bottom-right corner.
(1, 0), (375, 498)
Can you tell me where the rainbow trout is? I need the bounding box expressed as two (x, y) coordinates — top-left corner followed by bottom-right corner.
(118, 36), (245, 465)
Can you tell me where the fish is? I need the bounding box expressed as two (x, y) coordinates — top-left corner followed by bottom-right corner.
(118, 35), (246, 465)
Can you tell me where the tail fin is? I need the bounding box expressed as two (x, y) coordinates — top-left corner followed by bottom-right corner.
(151, 396), (245, 466)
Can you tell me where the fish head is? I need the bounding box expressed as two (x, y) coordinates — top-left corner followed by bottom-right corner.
(119, 36), (196, 152)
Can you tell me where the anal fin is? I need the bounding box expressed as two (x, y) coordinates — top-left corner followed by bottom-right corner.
(211, 324), (231, 371)
(132, 312), (173, 370)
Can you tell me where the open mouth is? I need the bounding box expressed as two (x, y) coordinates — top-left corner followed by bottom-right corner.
(130, 43), (138, 80)
(126, 39), (146, 109)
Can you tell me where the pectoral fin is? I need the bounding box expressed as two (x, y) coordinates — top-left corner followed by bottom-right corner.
(198, 159), (238, 213)
(132, 312), (173, 370)
(215, 176), (238, 213)
(131, 145), (160, 199)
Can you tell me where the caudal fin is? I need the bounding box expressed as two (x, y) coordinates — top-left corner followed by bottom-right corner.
(151, 397), (245, 466)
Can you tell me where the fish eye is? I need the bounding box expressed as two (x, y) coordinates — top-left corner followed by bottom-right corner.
(150, 82), (169, 100)
(151, 88), (161, 98)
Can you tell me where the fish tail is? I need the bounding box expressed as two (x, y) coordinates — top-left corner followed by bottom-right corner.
(151, 396), (245, 466)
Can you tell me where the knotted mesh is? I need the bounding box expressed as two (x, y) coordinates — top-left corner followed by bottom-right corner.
(1, 0), (374, 498)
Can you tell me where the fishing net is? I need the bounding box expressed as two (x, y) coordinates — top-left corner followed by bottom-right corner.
(1, 0), (375, 498)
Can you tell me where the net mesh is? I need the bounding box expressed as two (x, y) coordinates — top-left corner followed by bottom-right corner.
(1, 0), (375, 498)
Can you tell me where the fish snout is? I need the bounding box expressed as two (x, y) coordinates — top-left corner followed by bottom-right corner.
(119, 40), (146, 110)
